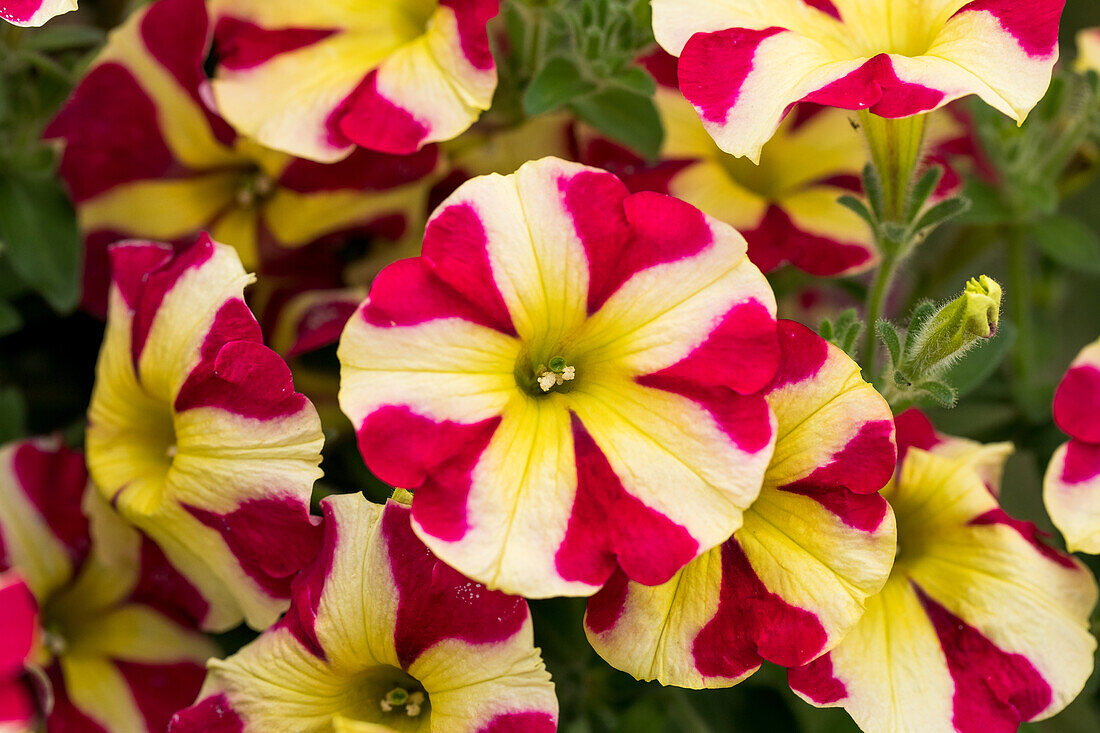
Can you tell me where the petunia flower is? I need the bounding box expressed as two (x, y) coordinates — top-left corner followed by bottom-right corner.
(45, 0), (439, 321)
(789, 445), (1097, 732)
(1077, 28), (1100, 72)
(170, 493), (558, 733)
(207, 0), (500, 162)
(895, 407), (1012, 496)
(338, 156), (781, 598)
(584, 320), (897, 687)
(0, 0), (75, 27)
(0, 572), (37, 730)
(86, 235), (325, 632)
(0, 437), (219, 732)
(1044, 337), (1100, 553)
(652, 0), (1066, 161)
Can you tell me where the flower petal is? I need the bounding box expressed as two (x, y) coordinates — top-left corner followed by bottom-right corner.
(1, 0), (77, 28)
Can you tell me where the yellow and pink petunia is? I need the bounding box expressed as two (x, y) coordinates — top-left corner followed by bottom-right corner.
(652, 0), (1066, 160)
(0, 0), (75, 27)
(1044, 337), (1100, 553)
(0, 572), (37, 730)
(895, 407), (1013, 496)
(789, 444), (1097, 732)
(584, 321), (897, 687)
(207, 0), (500, 162)
(170, 493), (558, 733)
(86, 235), (325, 632)
(338, 157), (781, 598)
(45, 0), (438, 321)
(0, 437), (218, 732)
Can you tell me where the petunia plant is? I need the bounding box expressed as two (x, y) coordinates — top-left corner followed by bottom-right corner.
(1, 0), (1100, 731)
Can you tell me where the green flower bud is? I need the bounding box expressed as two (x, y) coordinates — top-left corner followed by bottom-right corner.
(903, 276), (1002, 380)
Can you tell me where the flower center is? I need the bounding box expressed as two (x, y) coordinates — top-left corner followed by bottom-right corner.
(339, 665), (430, 730)
(536, 356), (576, 393)
(235, 167), (276, 208)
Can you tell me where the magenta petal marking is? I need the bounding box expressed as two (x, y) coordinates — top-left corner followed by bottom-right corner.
(556, 170), (632, 314)
(46, 665), (110, 733)
(953, 0), (1065, 58)
(555, 416), (699, 587)
(765, 320), (830, 391)
(635, 375), (774, 455)
(477, 711), (557, 733)
(1, 1), (44, 23)
(11, 442), (91, 568)
(131, 538), (210, 628)
(788, 652), (847, 704)
(0, 579), (36, 675)
(383, 503), (527, 668)
(422, 203), (516, 336)
(361, 407), (500, 543)
(802, 0), (842, 20)
(115, 661), (208, 733)
(174, 339), (308, 419)
(779, 485), (890, 532)
(336, 71), (429, 155)
(893, 408), (942, 461)
(782, 421), (897, 496)
(583, 569), (631, 635)
(1061, 441), (1100, 485)
(746, 205), (873, 277)
(1053, 365), (1100, 443)
(184, 498), (323, 599)
(45, 63), (175, 203)
(678, 27), (786, 125)
(642, 300), (780, 396)
(969, 509), (1077, 570)
(801, 55), (945, 118)
(0, 679), (36, 729)
(439, 0), (500, 71)
(169, 694), (244, 733)
(915, 584), (1052, 732)
(277, 499), (339, 661)
(213, 17), (336, 71)
(277, 145), (439, 194)
(693, 540), (829, 676)
(127, 236), (217, 368)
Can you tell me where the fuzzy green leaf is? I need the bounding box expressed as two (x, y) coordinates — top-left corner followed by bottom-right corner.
(524, 56), (596, 116)
(570, 86), (662, 159)
(1031, 214), (1100, 274)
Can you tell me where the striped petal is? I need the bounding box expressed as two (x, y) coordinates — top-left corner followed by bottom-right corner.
(653, 0), (1064, 160)
(895, 408), (1013, 496)
(209, 0), (499, 161)
(339, 157), (779, 597)
(790, 448), (1098, 732)
(0, 0), (76, 27)
(1044, 337), (1100, 553)
(86, 236), (324, 631)
(0, 573), (36, 729)
(584, 321), (896, 687)
(172, 495), (557, 733)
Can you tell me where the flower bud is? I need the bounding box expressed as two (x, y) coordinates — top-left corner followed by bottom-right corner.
(904, 276), (1002, 379)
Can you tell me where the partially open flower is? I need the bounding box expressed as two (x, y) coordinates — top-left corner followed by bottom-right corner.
(86, 235), (325, 631)
(45, 0), (438, 319)
(790, 447), (1097, 732)
(0, 0), (75, 27)
(170, 494), (558, 733)
(339, 157), (780, 597)
(584, 321), (897, 687)
(652, 0), (1066, 160)
(0, 438), (218, 732)
(1044, 337), (1100, 553)
(208, 0), (500, 161)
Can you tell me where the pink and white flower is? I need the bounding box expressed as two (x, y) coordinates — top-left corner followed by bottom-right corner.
(1044, 337), (1100, 553)
(652, 0), (1066, 160)
(0, 437), (218, 732)
(171, 494), (558, 733)
(45, 0), (438, 320)
(338, 156), (781, 598)
(0, 0), (75, 27)
(86, 235), (325, 632)
(584, 321), (897, 687)
(207, 0), (500, 162)
(790, 444), (1097, 732)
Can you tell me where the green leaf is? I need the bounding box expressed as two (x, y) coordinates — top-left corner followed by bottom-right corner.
(24, 24), (106, 52)
(905, 165), (944, 222)
(570, 86), (663, 159)
(0, 387), (26, 444)
(837, 195), (877, 231)
(957, 179), (1011, 226)
(912, 196), (970, 233)
(610, 66), (656, 96)
(1031, 214), (1100, 274)
(920, 380), (958, 408)
(0, 300), (20, 336)
(904, 300), (936, 355)
(524, 56), (596, 116)
(0, 171), (82, 312)
(876, 320), (902, 367)
(818, 318), (834, 342)
(860, 163), (885, 220)
(937, 320), (1017, 398)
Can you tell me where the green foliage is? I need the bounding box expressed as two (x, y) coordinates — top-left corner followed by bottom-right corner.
(1031, 213), (1100, 274)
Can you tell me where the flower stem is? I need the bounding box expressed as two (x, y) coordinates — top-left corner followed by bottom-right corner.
(1007, 226), (1033, 387)
(862, 250), (898, 382)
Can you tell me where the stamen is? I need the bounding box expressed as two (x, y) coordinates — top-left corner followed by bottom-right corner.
(536, 356), (576, 393)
